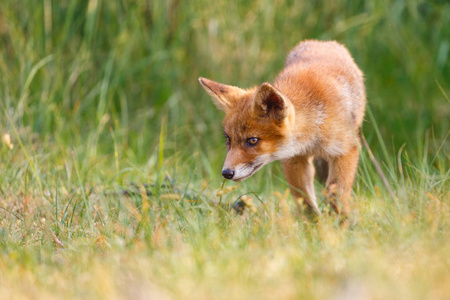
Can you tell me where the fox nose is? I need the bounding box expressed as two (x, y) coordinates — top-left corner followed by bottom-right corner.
(222, 169), (235, 180)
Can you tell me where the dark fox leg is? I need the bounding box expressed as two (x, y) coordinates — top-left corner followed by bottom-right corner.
(314, 157), (329, 184)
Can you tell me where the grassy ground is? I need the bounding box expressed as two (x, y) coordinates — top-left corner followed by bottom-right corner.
(0, 1), (449, 299)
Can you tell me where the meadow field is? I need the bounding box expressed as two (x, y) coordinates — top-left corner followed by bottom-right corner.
(0, 1), (449, 299)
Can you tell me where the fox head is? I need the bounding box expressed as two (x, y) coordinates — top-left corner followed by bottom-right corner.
(199, 77), (296, 181)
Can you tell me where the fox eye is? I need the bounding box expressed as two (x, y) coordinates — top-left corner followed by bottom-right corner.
(247, 137), (259, 146)
(225, 136), (231, 146)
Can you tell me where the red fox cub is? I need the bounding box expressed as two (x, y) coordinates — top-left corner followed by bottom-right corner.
(199, 40), (366, 216)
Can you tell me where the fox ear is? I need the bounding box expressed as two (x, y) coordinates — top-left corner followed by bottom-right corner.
(198, 77), (245, 111)
(252, 82), (292, 121)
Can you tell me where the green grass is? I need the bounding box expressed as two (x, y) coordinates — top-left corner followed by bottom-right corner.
(0, 0), (449, 299)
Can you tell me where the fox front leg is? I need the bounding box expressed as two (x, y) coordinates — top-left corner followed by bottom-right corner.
(282, 155), (321, 216)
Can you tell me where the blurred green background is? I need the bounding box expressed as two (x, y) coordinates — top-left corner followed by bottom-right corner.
(0, 0), (448, 182)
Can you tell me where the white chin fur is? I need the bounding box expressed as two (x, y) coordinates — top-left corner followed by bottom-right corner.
(230, 155), (271, 181)
(232, 176), (249, 182)
(231, 165), (257, 182)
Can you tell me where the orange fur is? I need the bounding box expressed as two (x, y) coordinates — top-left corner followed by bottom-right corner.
(199, 40), (366, 217)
